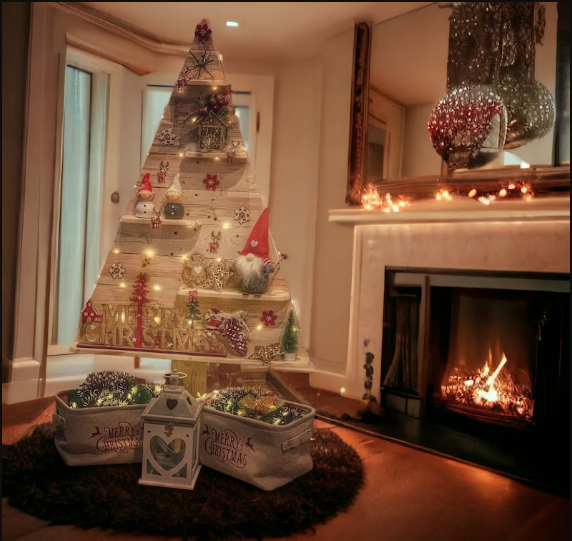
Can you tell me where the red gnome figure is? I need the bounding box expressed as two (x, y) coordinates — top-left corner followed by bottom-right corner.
(234, 208), (275, 294)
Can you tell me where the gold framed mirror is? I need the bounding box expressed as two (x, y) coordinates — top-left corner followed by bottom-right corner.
(346, 2), (570, 206)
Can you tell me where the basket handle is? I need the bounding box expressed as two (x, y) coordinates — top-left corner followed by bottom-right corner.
(281, 429), (312, 451)
(53, 413), (66, 429)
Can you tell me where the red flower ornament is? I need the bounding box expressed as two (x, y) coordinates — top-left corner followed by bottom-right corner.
(195, 23), (212, 43)
(203, 174), (220, 191)
(261, 311), (277, 327)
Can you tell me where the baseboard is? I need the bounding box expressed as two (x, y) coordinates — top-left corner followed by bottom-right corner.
(1, 358), (42, 404)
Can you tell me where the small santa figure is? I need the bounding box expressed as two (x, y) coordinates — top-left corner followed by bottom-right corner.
(234, 208), (275, 294)
(164, 173), (184, 220)
(135, 173), (155, 218)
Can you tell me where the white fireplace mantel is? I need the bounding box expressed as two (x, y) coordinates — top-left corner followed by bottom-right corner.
(329, 196), (570, 226)
(326, 196), (570, 403)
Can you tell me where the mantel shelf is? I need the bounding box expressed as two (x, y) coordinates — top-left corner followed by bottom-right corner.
(329, 197), (570, 226)
(120, 215), (199, 227)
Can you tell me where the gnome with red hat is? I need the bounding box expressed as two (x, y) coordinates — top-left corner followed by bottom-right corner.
(235, 208), (275, 294)
(135, 173), (156, 218)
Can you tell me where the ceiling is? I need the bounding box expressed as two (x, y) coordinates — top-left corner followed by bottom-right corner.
(83, 2), (432, 61)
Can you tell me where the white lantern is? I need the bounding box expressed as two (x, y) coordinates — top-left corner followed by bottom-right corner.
(139, 370), (203, 490)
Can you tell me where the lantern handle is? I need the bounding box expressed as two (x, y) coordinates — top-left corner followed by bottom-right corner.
(164, 370), (187, 386)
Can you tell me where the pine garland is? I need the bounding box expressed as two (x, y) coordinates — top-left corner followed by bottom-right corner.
(71, 371), (163, 408)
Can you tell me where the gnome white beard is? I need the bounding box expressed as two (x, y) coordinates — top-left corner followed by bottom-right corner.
(235, 254), (265, 288)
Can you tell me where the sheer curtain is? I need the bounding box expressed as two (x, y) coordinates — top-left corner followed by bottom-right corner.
(56, 66), (92, 345)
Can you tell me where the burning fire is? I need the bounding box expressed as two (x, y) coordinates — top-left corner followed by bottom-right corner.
(441, 352), (534, 420)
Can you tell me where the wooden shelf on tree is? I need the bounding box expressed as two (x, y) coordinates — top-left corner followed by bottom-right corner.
(120, 215), (199, 227)
(72, 344), (314, 372)
(184, 150), (248, 161)
(178, 285), (291, 302)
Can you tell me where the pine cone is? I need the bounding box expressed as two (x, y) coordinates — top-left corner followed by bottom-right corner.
(219, 320), (247, 357)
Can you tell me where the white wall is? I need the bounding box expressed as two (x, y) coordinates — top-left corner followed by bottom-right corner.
(310, 30), (355, 374)
(402, 103), (442, 178)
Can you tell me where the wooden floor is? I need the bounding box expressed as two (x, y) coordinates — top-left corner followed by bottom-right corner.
(2, 397), (570, 541)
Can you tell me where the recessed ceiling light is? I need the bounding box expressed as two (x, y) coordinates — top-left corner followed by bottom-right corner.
(226, 21), (239, 27)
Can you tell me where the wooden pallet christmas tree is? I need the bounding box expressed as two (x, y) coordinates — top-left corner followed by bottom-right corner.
(74, 20), (308, 369)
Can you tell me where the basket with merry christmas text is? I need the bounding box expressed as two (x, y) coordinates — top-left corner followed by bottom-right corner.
(199, 388), (315, 490)
(53, 372), (162, 466)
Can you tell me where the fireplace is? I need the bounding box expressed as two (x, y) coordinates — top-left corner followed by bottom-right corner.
(378, 268), (570, 491)
(322, 209), (570, 492)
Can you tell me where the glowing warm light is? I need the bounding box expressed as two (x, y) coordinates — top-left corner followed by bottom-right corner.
(121, 312), (125, 324)
(226, 21), (239, 27)
(436, 189), (453, 202)
(464, 380), (474, 387)
(113, 248), (120, 254)
(520, 161), (531, 169)
(214, 157), (220, 161)
(521, 186), (528, 194)
(523, 193), (533, 202)
(179, 153), (184, 157)
(145, 250), (154, 257)
(478, 196), (492, 206)
(217, 258), (222, 262)
(212, 86), (218, 91)
(360, 185), (410, 212)
(508, 183), (516, 190)
(256, 324), (263, 331)
(499, 188), (508, 197)
(340, 388), (346, 394)
(120, 282), (126, 288)
(154, 285), (161, 291)
(222, 222), (232, 230)
(468, 189), (477, 198)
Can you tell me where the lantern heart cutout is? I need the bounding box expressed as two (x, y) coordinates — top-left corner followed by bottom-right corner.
(251, 240), (259, 247)
(166, 399), (178, 410)
(150, 436), (186, 470)
(193, 266), (203, 274)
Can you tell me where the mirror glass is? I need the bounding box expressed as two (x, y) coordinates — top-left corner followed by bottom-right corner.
(368, 2), (562, 181)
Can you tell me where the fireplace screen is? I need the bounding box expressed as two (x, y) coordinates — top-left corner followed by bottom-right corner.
(437, 291), (535, 422)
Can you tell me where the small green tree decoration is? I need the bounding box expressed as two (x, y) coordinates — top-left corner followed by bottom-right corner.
(281, 310), (298, 358)
(185, 294), (201, 328)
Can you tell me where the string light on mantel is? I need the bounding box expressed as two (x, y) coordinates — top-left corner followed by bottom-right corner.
(436, 181), (534, 206)
(361, 185), (410, 212)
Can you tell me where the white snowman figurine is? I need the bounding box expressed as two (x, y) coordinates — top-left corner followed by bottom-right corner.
(135, 173), (155, 218)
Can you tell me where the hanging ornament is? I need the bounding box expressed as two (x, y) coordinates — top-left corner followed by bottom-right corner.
(176, 72), (187, 92)
(496, 81), (555, 149)
(157, 161), (169, 184)
(226, 141), (240, 163)
(260, 311), (277, 327)
(109, 263), (126, 280)
(234, 206), (250, 225)
(195, 22), (212, 43)
(186, 50), (217, 80)
(203, 174), (220, 191)
(209, 231), (221, 254)
(151, 208), (162, 229)
(205, 308), (250, 357)
(158, 128), (176, 146)
(428, 85), (507, 170)
(249, 343), (282, 365)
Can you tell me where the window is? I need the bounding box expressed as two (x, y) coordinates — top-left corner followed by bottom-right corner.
(51, 59), (109, 348)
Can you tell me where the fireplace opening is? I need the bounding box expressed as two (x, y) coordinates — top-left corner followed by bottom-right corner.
(379, 269), (570, 493)
(436, 290), (536, 426)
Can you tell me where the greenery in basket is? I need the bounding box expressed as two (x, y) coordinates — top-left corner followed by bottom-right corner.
(203, 387), (308, 426)
(66, 371), (163, 409)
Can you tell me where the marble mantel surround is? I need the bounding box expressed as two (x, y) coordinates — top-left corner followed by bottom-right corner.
(327, 196), (570, 402)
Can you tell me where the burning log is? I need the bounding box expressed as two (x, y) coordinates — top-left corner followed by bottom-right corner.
(440, 353), (534, 420)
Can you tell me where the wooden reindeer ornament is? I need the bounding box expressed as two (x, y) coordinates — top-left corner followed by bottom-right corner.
(151, 207), (163, 229)
(210, 231), (222, 253)
(157, 161), (169, 184)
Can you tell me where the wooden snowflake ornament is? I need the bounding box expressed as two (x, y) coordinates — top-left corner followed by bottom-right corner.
(249, 343), (282, 364)
(109, 263), (126, 279)
(234, 206), (250, 225)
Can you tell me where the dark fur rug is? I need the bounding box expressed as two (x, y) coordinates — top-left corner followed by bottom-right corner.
(2, 425), (364, 540)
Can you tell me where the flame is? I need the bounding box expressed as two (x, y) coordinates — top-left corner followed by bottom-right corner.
(441, 352), (534, 420)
